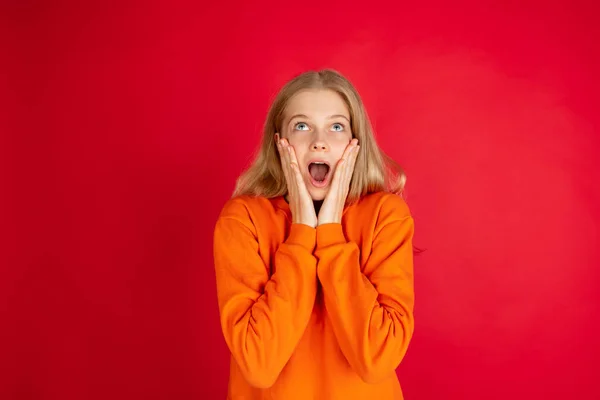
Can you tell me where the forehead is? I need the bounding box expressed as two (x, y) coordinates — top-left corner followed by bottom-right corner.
(284, 89), (349, 119)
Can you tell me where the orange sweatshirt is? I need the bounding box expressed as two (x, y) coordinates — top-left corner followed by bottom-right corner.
(213, 191), (415, 399)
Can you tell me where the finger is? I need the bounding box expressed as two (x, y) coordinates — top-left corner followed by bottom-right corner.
(349, 145), (360, 168)
(287, 144), (300, 168)
(282, 142), (302, 197)
(340, 140), (359, 162)
(281, 139), (294, 172)
(329, 158), (344, 191)
(345, 145), (359, 181)
(336, 145), (359, 194)
(287, 146), (303, 189)
(286, 145), (311, 195)
(276, 141), (285, 165)
(277, 138), (293, 188)
(290, 159), (306, 190)
(276, 138), (286, 167)
(276, 135), (285, 158)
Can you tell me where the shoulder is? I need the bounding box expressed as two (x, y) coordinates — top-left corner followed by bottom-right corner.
(218, 195), (255, 219)
(354, 191), (412, 222)
(216, 195), (280, 231)
(354, 192), (414, 241)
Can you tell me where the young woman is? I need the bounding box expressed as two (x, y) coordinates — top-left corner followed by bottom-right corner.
(213, 69), (415, 399)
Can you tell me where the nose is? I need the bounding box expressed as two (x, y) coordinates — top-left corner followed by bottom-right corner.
(310, 133), (329, 152)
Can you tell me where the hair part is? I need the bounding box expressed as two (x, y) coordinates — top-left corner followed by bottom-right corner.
(232, 69), (406, 204)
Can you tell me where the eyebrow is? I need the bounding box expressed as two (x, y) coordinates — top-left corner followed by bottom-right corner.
(288, 114), (350, 122)
(328, 114), (351, 122)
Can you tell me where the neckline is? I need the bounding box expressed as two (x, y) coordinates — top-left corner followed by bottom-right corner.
(271, 195), (342, 216)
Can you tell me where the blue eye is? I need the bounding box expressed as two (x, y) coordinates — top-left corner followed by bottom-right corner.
(332, 123), (344, 132)
(294, 122), (309, 131)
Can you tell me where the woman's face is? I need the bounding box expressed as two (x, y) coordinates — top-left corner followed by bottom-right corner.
(281, 89), (353, 200)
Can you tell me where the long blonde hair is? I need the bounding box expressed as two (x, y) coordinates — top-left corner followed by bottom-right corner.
(232, 69), (406, 204)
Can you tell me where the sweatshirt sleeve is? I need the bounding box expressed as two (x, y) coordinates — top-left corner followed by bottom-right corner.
(314, 195), (415, 384)
(213, 200), (318, 389)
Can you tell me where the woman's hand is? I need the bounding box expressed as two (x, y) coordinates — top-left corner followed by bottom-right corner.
(276, 134), (318, 228)
(317, 139), (360, 226)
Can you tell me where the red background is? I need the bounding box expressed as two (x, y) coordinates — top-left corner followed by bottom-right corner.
(2, 1), (599, 399)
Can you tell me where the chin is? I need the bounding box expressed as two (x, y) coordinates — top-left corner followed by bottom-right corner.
(308, 188), (328, 201)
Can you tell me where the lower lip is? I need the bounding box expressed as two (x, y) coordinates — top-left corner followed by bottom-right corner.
(309, 174), (330, 188)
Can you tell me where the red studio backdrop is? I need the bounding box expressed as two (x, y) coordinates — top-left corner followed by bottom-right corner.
(2, 1), (599, 399)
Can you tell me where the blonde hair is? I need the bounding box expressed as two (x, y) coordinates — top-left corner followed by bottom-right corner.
(232, 69), (406, 204)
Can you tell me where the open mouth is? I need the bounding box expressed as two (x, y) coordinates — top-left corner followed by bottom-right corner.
(308, 162), (331, 187)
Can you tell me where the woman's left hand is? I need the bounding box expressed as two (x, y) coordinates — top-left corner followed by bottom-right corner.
(317, 139), (360, 226)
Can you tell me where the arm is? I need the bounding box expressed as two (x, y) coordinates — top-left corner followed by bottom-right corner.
(213, 201), (318, 389)
(315, 195), (415, 383)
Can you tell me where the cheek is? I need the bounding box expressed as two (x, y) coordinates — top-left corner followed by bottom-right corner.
(287, 140), (307, 161)
(287, 135), (309, 154)
(331, 138), (352, 159)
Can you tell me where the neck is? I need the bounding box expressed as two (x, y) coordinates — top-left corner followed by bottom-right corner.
(313, 199), (323, 215)
(283, 195), (323, 215)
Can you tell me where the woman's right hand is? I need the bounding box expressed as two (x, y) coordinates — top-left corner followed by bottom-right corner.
(276, 134), (318, 228)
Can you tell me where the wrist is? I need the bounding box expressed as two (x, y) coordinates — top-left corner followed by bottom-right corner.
(317, 216), (341, 225)
(295, 217), (317, 228)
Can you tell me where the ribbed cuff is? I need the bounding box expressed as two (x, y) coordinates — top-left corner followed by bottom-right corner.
(286, 223), (317, 252)
(316, 223), (347, 248)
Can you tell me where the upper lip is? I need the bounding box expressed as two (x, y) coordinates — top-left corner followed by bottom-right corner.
(306, 159), (331, 167)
